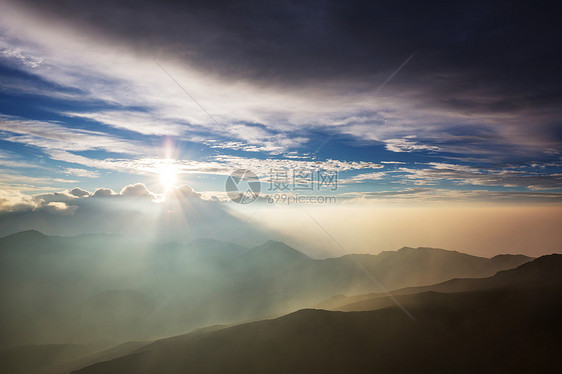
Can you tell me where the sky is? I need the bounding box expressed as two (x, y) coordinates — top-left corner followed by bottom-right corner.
(0, 0), (561, 256)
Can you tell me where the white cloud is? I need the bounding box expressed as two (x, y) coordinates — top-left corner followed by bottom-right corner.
(2, 3), (557, 161)
(398, 163), (562, 190)
(44, 201), (77, 215)
(0, 183), (268, 244)
(120, 183), (156, 199)
(63, 168), (100, 178)
(340, 171), (386, 184)
(69, 187), (90, 197)
(384, 138), (440, 153)
(352, 172), (386, 180)
(92, 188), (117, 198)
(24, 152), (384, 180)
(0, 115), (141, 155)
(341, 188), (562, 204)
(1, 47), (42, 68)
(65, 111), (186, 136)
(0, 150), (41, 169)
(0, 172), (77, 186)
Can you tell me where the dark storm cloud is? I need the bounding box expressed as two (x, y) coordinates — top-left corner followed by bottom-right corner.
(12, 1), (559, 81)
(10, 0), (561, 139)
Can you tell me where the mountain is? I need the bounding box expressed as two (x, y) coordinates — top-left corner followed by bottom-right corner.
(0, 231), (533, 348)
(243, 240), (311, 262)
(46, 341), (147, 374)
(0, 343), (103, 374)
(318, 253), (562, 312)
(187, 238), (251, 258)
(0, 340), (148, 374)
(0, 231), (555, 374)
(0, 229), (50, 247)
(332, 246), (533, 290)
(70, 254), (562, 373)
(71, 290), (156, 342)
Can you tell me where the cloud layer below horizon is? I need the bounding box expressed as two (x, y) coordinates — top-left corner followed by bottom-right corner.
(1, 182), (561, 257)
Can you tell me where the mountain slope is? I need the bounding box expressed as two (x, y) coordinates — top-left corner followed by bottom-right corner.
(319, 254), (562, 312)
(71, 254), (562, 373)
(73, 291), (562, 373)
(0, 342), (110, 374)
(330, 246), (533, 290)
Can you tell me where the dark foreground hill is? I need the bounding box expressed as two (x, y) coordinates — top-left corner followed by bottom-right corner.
(72, 290), (562, 374)
(71, 255), (562, 374)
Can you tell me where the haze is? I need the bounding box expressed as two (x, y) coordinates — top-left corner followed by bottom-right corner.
(0, 0), (561, 373)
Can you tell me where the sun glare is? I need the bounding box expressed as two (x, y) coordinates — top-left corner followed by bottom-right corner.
(159, 168), (177, 191)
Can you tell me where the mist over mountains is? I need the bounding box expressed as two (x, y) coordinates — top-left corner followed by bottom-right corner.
(0, 230), (560, 373)
(0, 230), (532, 347)
(69, 254), (562, 374)
(1, 0), (561, 372)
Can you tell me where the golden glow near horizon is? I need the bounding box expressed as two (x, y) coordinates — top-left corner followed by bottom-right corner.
(253, 204), (562, 258)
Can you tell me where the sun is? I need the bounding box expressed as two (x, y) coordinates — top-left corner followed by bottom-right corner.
(159, 168), (177, 191)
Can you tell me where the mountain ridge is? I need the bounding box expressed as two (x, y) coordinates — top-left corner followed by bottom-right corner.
(320, 253), (562, 312)
(0, 230), (536, 349)
(0, 230), (538, 261)
(70, 254), (562, 374)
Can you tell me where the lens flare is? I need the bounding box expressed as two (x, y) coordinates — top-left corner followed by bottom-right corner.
(159, 168), (177, 191)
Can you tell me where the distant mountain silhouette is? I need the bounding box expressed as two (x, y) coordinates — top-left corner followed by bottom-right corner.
(318, 254), (562, 312)
(70, 254), (562, 374)
(188, 238), (251, 258)
(338, 246), (533, 289)
(0, 230), (533, 349)
(244, 240), (312, 261)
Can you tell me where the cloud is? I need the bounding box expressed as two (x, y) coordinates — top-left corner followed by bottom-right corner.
(0, 183), (270, 244)
(1, 47), (42, 68)
(344, 188), (562, 204)
(399, 163), (562, 190)
(0, 0), (559, 161)
(0, 0), (560, 215)
(208, 156), (383, 177)
(218, 124), (308, 154)
(69, 187), (90, 197)
(63, 168), (100, 178)
(34, 153), (384, 179)
(0, 172), (77, 186)
(384, 138), (440, 153)
(92, 188), (116, 198)
(65, 111), (186, 136)
(0, 150), (42, 169)
(43, 201), (77, 215)
(120, 183), (155, 199)
(0, 115), (141, 155)
(166, 184), (200, 200)
(340, 172), (386, 184)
